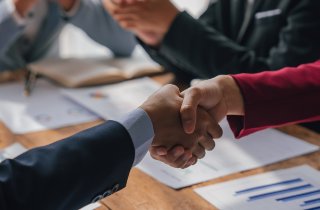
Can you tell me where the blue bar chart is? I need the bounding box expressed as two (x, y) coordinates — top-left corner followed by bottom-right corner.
(195, 165), (320, 210)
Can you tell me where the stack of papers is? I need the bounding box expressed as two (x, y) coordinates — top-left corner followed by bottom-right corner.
(63, 77), (161, 120)
(195, 165), (320, 210)
(0, 143), (27, 163)
(0, 79), (99, 133)
(137, 120), (319, 189)
(0, 77), (160, 133)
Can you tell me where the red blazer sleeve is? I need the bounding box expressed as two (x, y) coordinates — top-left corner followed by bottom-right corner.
(227, 61), (320, 138)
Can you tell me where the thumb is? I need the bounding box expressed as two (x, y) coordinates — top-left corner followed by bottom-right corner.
(180, 88), (202, 134)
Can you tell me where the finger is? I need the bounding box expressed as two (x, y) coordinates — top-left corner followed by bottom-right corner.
(192, 143), (206, 159)
(113, 13), (139, 21)
(169, 145), (185, 158)
(116, 19), (138, 29)
(110, 0), (121, 5)
(192, 157), (198, 165)
(156, 149), (192, 168)
(112, 0), (122, 4)
(171, 150), (193, 168)
(152, 146), (168, 156)
(150, 145), (185, 164)
(181, 156), (197, 169)
(196, 108), (223, 139)
(180, 88), (203, 134)
(115, 19), (155, 31)
(125, 0), (134, 4)
(125, 0), (142, 4)
(207, 121), (223, 139)
(114, 6), (141, 14)
(198, 135), (215, 151)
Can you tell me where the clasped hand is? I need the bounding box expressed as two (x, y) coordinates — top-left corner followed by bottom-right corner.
(140, 75), (244, 169)
(139, 83), (223, 169)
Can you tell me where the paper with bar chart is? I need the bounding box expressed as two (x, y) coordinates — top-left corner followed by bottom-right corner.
(195, 165), (320, 210)
(137, 120), (319, 189)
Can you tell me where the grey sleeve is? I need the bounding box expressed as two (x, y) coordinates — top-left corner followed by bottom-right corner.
(0, 0), (24, 53)
(67, 0), (136, 57)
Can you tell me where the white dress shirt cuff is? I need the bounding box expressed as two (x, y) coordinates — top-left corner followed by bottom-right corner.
(1, 0), (25, 25)
(117, 108), (154, 166)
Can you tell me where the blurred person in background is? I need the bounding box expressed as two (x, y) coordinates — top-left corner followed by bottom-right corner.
(0, 0), (136, 72)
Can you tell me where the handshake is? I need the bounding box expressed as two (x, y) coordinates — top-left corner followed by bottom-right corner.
(140, 75), (244, 168)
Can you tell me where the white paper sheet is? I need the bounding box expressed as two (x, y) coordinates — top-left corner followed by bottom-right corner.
(195, 165), (320, 210)
(79, 202), (101, 210)
(63, 77), (161, 120)
(0, 143), (28, 163)
(137, 120), (319, 189)
(0, 79), (98, 133)
(0, 152), (4, 162)
(2, 143), (27, 159)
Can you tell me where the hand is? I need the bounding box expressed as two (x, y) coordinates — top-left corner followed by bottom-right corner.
(103, 0), (124, 13)
(140, 85), (219, 168)
(149, 76), (244, 167)
(103, 0), (140, 14)
(13, 0), (37, 17)
(134, 30), (164, 47)
(58, 0), (77, 11)
(110, 0), (179, 46)
(181, 75), (245, 134)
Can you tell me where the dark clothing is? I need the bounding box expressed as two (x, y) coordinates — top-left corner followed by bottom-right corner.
(228, 60), (320, 137)
(141, 0), (320, 79)
(0, 121), (134, 210)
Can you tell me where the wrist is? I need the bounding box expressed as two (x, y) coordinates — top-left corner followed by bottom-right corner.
(216, 75), (244, 115)
(161, 4), (179, 35)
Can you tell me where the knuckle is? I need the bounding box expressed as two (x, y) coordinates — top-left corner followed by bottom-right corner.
(164, 84), (179, 91)
(190, 87), (202, 98)
(215, 126), (223, 138)
(181, 105), (194, 115)
(150, 153), (159, 160)
(193, 159), (198, 165)
(170, 162), (181, 168)
(208, 140), (216, 150)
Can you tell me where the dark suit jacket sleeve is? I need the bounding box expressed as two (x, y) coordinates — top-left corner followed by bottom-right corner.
(140, 0), (320, 79)
(0, 121), (135, 210)
(226, 61), (320, 138)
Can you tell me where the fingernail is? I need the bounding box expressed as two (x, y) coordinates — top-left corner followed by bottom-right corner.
(156, 148), (167, 156)
(184, 120), (194, 134)
(186, 159), (194, 166)
(173, 148), (184, 157)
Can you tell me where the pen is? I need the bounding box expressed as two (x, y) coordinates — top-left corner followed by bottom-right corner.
(24, 68), (38, 96)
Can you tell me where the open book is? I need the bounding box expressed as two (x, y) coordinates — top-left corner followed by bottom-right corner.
(28, 56), (163, 87)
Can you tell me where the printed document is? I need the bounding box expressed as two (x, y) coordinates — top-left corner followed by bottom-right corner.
(0, 79), (98, 133)
(195, 165), (320, 210)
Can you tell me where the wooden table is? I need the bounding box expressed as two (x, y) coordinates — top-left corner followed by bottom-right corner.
(0, 74), (319, 210)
